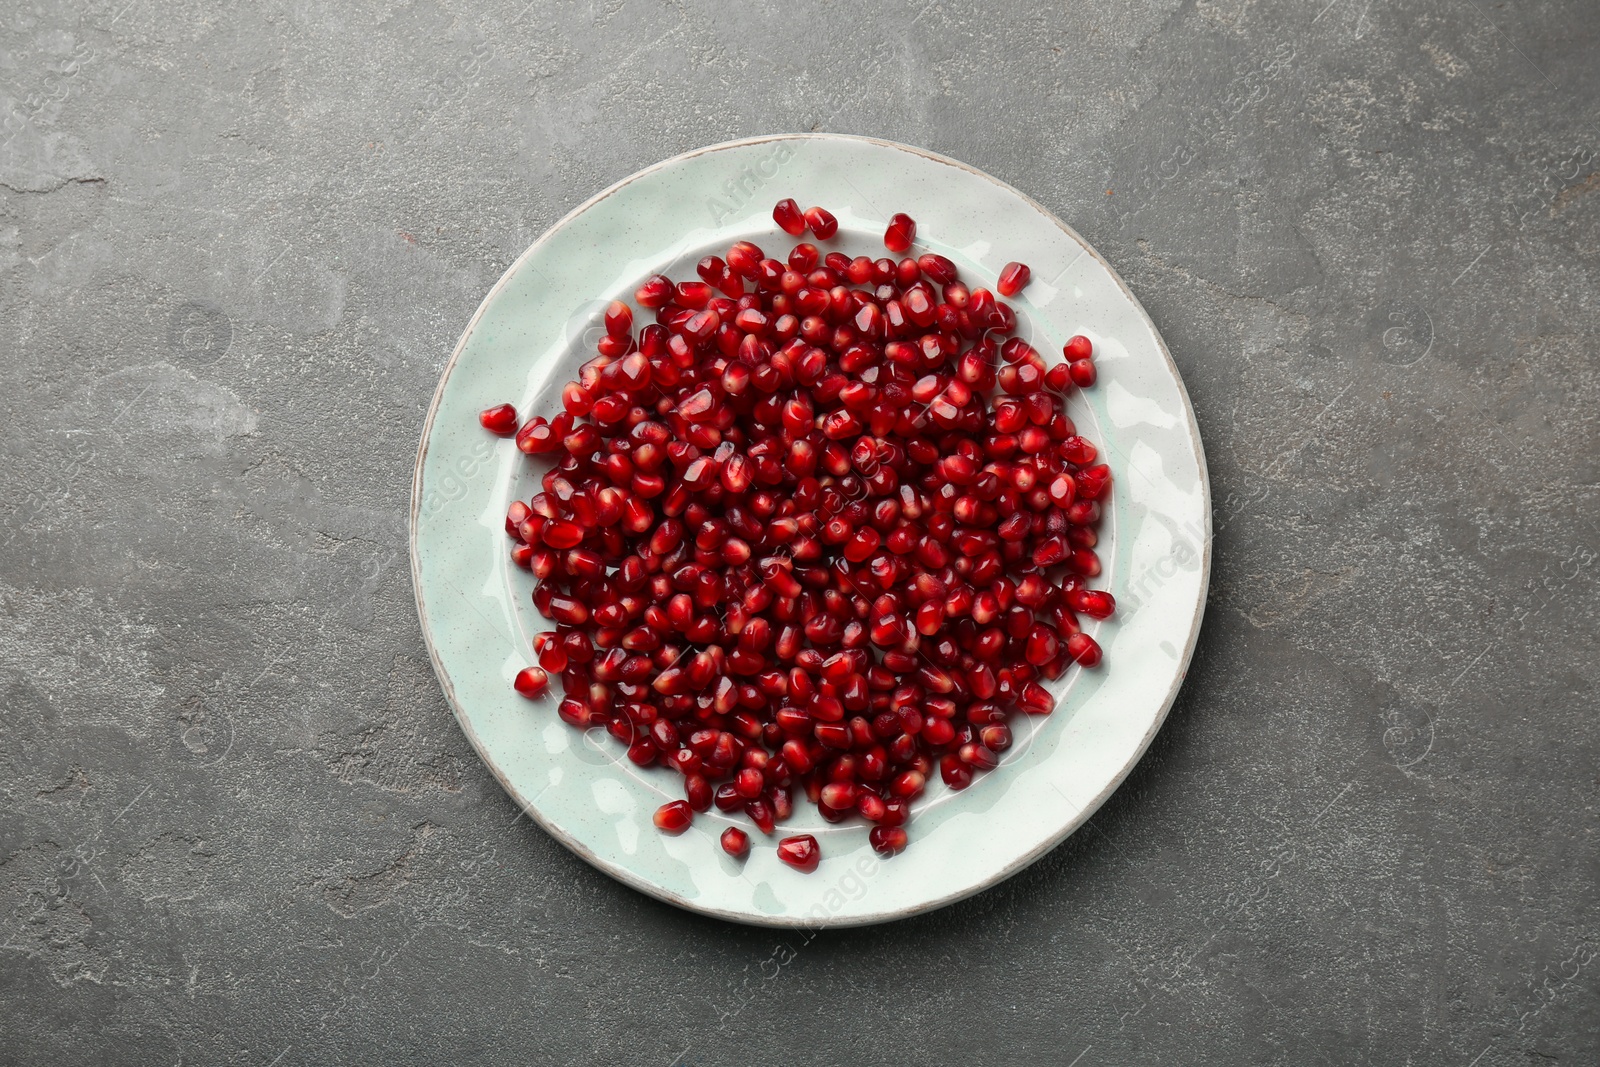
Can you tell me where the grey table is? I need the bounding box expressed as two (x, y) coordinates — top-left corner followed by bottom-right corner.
(3, 1), (1595, 1064)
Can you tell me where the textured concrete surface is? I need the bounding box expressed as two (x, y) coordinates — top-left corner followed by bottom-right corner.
(2, 0), (1596, 1063)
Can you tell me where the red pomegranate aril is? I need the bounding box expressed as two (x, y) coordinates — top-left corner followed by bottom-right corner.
(917, 253), (958, 285)
(674, 280), (713, 309)
(776, 834), (821, 872)
(1066, 632), (1103, 667)
(1066, 499), (1101, 526)
(1071, 548), (1102, 577)
(713, 783), (743, 811)
(889, 770), (926, 798)
(787, 243), (819, 274)
(698, 254), (730, 286)
(939, 755), (973, 790)
(884, 213), (916, 253)
(735, 241), (777, 279)
(746, 798), (777, 834)
(546, 595), (590, 627)
(721, 826), (751, 858)
(1067, 588), (1116, 619)
(1068, 359), (1096, 387)
(555, 697), (589, 728)
(562, 382), (593, 418)
(955, 742), (998, 771)
(869, 826), (908, 855)
(1017, 684), (1056, 716)
(997, 261), (1031, 298)
(819, 781), (858, 810)
(803, 206), (838, 239)
(773, 198), (807, 236)
(514, 417), (555, 454)
(636, 274), (674, 307)
(653, 800), (693, 834)
(857, 791), (888, 822)
(541, 519), (584, 550)
(1024, 626), (1059, 666)
(735, 767), (765, 799)
(513, 666), (549, 698)
(479, 403), (519, 436)
(604, 300), (634, 338)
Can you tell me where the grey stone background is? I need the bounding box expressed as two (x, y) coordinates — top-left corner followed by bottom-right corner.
(1, 0), (1595, 1063)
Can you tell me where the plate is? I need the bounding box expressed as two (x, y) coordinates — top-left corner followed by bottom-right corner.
(411, 134), (1210, 927)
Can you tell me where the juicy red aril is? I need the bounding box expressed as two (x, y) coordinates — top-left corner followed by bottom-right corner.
(479, 403), (519, 436)
(1068, 359), (1096, 387)
(1066, 632), (1103, 667)
(513, 666), (549, 698)
(1067, 588), (1116, 619)
(604, 300), (633, 338)
(1063, 334), (1093, 361)
(998, 261), (1031, 297)
(776, 834), (821, 873)
(1020, 681), (1054, 715)
(917, 254), (958, 285)
(939, 755), (973, 790)
(869, 826), (908, 855)
(499, 206), (1114, 863)
(803, 206), (838, 239)
(635, 274), (673, 307)
(721, 826), (750, 858)
(515, 416), (561, 454)
(884, 213), (916, 253)
(773, 198), (807, 236)
(653, 800), (693, 833)
(747, 799), (777, 834)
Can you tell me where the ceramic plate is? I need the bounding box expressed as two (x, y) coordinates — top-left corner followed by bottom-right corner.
(411, 134), (1210, 927)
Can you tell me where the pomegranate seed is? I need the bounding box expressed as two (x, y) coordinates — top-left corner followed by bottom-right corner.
(917, 254), (958, 285)
(803, 206), (838, 239)
(653, 800), (693, 834)
(776, 834), (821, 873)
(604, 300), (633, 338)
(685, 774), (712, 811)
(1020, 682), (1053, 715)
(479, 403), (518, 436)
(869, 826), (908, 855)
(1063, 334), (1093, 361)
(1068, 359), (1096, 387)
(939, 755), (973, 790)
(747, 798), (777, 834)
(773, 198), (806, 236)
(1066, 632), (1103, 667)
(514, 416), (559, 454)
(635, 274), (673, 308)
(997, 262), (1031, 298)
(1067, 589), (1116, 619)
(513, 666), (549, 698)
(721, 826), (750, 858)
(883, 213), (916, 253)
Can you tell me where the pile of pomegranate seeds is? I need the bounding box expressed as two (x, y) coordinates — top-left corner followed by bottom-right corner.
(481, 202), (1116, 870)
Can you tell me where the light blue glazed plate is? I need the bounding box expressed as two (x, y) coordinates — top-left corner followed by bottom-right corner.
(411, 135), (1210, 927)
